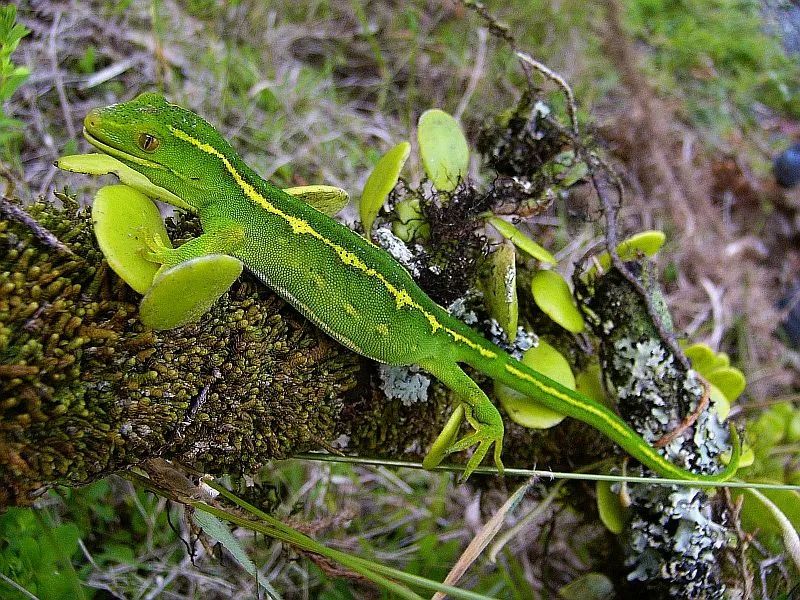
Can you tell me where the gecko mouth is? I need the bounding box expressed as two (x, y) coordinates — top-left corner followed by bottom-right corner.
(82, 127), (110, 150)
(83, 127), (166, 172)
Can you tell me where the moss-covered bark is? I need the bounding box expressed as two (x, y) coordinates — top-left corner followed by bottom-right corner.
(0, 197), (744, 596)
(578, 265), (734, 600)
(0, 199), (464, 508)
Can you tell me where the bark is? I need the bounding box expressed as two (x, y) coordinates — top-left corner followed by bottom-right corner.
(579, 264), (733, 600)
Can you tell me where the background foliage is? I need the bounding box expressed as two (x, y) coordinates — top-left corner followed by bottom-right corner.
(1, 0), (799, 598)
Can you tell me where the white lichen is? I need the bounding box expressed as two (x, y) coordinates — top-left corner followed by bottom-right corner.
(379, 364), (431, 406)
(484, 319), (538, 360)
(503, 266), (516, 303)
(373, 226), (421, 277)
(332, 434), (351, 449)
(609, 336), (734, 598)
(447, 296), (479, 325)
(625, 484), (728, 598)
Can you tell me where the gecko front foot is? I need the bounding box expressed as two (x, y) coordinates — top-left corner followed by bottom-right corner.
(141, 228), (181, 270)
(423, 402), (505, 481)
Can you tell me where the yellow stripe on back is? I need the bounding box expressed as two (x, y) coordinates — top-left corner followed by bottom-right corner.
(502, 363), (685, 476)
(504, 363), (632, 437)
(170, 126), (496, 359)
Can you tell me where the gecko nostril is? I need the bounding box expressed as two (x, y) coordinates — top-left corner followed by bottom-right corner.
(84, 108), (102, 130)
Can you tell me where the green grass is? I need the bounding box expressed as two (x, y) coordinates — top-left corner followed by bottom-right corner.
(626, 0), (800, 136)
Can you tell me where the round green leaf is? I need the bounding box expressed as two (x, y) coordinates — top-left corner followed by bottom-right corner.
(496, 340), (573, 429)
(482, 241), (518, 343)
(558, 573), (615, 600)
(735, 488), (800, 539)
(787, 411), (800, 443)
(684, 344), (735, 380)
(709, 383), (731, 421)
(595, 480), (627, 535)
(392, 197), (430, 241)
(713, 352), (730, 369)
(684, 343), (717, 376)
(93, 184), (171, 294)
(139, 254), (243, 330)
(284, 184), (349, 216)
(587, 230), (666, 277)
(738, 444), (755, 468)
(417, 109), (469, 192)
(487, 217), (556, 264)
(360, 141), (411, 235)
(576, 363), (609, 407)
(617, 230), (667, 260)
(531, 269), (585, 333)
(749, 402), (794, 452)
(604, 230), (666, 268)
(57, 153), (190, 209)
(706, 366), (746, 402)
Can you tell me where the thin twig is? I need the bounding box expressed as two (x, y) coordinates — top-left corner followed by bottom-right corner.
(515, 51), (579, 137)
(653, 376), (712, 448)
(461, 1), (579, 137)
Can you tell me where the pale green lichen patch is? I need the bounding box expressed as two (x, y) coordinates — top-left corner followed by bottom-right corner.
(378, 364), (431, 406)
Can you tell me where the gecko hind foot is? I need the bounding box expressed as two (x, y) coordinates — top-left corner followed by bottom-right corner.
(450, 407), (505, 481)
(140, 227), (179, 268)
(422, 404), (504, 481)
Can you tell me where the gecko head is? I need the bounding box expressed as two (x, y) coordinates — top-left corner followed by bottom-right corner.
(83, 93), (241, 212)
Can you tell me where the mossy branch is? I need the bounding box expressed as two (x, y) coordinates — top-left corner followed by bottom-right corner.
(0, 198), (458, 508)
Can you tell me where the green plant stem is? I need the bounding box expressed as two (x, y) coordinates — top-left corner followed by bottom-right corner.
(203, 479), (496, 600)
(290, 453), (800, 491)
(191, 500), (424, 600)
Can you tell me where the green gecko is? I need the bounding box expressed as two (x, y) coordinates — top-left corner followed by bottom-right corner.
(80, 93), (741, 482)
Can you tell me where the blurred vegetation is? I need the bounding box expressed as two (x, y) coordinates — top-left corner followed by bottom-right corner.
(625, 0), (800, 136)
(1, 0), (799, 598)
(0, 3), (29, 167)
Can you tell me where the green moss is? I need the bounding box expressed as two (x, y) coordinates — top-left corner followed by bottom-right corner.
(0, 200), (364, 506)
(2, 199), (518, 508)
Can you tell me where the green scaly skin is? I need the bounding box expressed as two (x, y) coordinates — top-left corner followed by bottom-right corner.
(82, 93), (741, 482)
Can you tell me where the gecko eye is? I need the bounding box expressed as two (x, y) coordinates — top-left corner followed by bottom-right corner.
(137, 132), (160, 152)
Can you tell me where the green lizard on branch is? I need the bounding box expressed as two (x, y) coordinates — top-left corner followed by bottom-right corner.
(73, 93), (740, 482)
